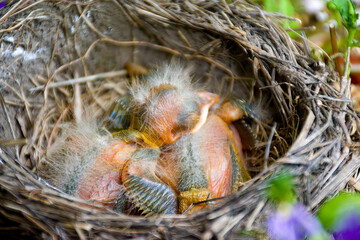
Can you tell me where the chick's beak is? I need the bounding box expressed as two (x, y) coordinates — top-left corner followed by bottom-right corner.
(190, 91), (219, 134)
(162, 129), (181, 145)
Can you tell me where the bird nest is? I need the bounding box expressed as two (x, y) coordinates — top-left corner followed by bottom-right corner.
(0, 0), (359, 239)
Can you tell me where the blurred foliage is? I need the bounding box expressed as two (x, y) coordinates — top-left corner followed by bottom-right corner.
(251, 0), (302, 19)
(317, 192), (360, 231)
(328, 0), (358, 30)
(326, 0), (360, 78)
(245, 1), (360, 52)
(266, 172), (296, 204)
(262, 0), (295, 16)
(249, 0), (302, 37)
(236, 229), (269, 240)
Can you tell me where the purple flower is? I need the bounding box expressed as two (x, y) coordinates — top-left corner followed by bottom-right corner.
(0, 1), (6, 9)
(332, 212), (360, 240)
(267, 203), (325, 240)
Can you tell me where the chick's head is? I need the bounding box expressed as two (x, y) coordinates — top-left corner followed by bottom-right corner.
(133, 84), (218, 145)
(130, 64), (218, 145)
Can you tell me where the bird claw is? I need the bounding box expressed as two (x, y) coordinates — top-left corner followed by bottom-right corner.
(178, 188), (212, 214)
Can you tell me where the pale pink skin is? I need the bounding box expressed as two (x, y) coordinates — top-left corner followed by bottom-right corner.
(77, 171), (123, 208)
(76, 140), (137, 208)
(195, 115), (233, 198)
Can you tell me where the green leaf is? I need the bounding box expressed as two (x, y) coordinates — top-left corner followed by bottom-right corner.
(327, 0), (359, 29)
(327, 1), (338, 11)
(266, 173), (296, 204)
(317, 192), (360, 230)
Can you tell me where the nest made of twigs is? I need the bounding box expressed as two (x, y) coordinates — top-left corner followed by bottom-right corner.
(1, 0), (359, 239)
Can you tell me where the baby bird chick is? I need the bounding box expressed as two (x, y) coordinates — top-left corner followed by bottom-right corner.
(41, 121), (177, 214)
(40, 121), (132, 209)
(110, 64), (218, 146)
(157, 111), (250, 214)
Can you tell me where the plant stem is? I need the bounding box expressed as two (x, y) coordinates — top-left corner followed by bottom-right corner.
(342, 47), (351, 98)
(329, 24), (342, 78)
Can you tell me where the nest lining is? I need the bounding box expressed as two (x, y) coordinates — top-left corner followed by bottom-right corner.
(0, 0), (359, 239)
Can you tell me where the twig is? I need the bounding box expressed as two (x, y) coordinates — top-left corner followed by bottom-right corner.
(341, 47), (352, 98)
(0, 139), (27, 146)
(349, 177), (360, 192)
(329, 24), (342, 78)
(30, 70), (127, 91)
(264, 123), (277, 169)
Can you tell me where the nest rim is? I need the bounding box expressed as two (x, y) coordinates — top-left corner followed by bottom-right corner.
(0, 0), (359, 239)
